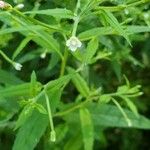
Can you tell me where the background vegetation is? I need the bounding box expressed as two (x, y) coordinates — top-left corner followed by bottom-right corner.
(0, 0), (150, 150)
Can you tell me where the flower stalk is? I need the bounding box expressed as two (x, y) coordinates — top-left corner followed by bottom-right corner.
(0, 50), (22, 71)
(44, 91), (56, 142)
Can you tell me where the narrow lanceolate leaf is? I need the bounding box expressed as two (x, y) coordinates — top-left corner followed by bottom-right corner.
(0, 26), (44, 35)
(80, 108), (94, 150)
(125, 25), (150, 34)
(32, 30), (63, 58)
(45, 74), (72, 92)
(84, 38), (99, 63)
(67, 67), (90, 97)
(0, 69), (23, 85)
(78, 27), (113, 41)
(64, 132), (83, 150)
(12, 37), (32, 60)
(13, 106), (48, 150)
(14, 105), (33, 130)
(0, 83), (41, 98)
(64, 104), (150, 129)
(30, 71), (39, 97)
(78, 25), (150, 41)
(24, 8), (74, 19)
(122, 97), (139, 118)
(101, 10), (131, 45)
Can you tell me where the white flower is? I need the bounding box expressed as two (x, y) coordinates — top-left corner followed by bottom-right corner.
(0, 1), (5, 8)
(16, 3), (24, 9)
(66, 36), (82, 52)
(13, 62), (22, 71)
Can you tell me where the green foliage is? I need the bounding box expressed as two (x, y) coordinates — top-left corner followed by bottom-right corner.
(80, 108), (94, 150)
(0, 0), (150, 149)
(65, 103), (150, 129)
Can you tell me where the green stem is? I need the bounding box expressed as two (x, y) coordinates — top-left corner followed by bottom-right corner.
(72, 0), (81, 36)
(74, 0), (81, 15)
(72, 16), (80, 36)
(60, 47), (68, 77)
(112, 98), (132, 127)
(54, 95), (99, 117)
(29, 2), (40, 18)
(44, 91), (56, 142)
(0, 50), (13, 64)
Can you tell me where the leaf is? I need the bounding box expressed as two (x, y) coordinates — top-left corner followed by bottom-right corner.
(78, 26), (150, 41)
(13, 78), (66, 149)
(32, 31), (62, 58)
(126, 25), (150, 34)
(78, 27), (113, 41)
(84, 38), (99, 63)
(0, 82), (42, 98)
(111, 60), (122, 81)
(90, 50), (112, 63)
(5, 13), (62, 58)
(30, 71), (39, 97)
(99, 95), (111, 103)
(0, 97), (19, 113)
(67, 67), (90, 97)
(117, 85), (129, 93)
(13, 88), (63, 150)
(34, 103), (47, 114)
(112, 98), (131, 127)
(0, 112), (15, 128)
(64, 132), (82, 150)
(13, 107), (48, 150)
(95, 5), (126, 12)
(54, 124), (68, 143)
(0, 83), (34, 98)
(64, 103), (150, 129)
(24, 8), (74, 19)
(0, 69), (23, 85)
(12, 36), (32, 60)
(0, 26), (44, 35)
(122, 97), (139, 118)
(101, 10), (131, 45)
(46, 53), (60, 71)
(80, 108), (94, 150)
(14, 105), (33, 130)
(45, 74), (71, 92)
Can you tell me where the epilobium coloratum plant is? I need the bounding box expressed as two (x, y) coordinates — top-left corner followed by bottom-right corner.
(0, 0), (150, 149)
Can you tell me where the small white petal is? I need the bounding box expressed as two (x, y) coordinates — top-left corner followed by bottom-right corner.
(66, 39), (71, 47)
(69, 46), (77, 51)
(13, 62), (22, 71)
(66, 36), (82, 52)
(77, 40), (82, 48)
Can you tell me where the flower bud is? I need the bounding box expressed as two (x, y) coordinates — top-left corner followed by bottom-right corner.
(13, 62), (22, 71)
